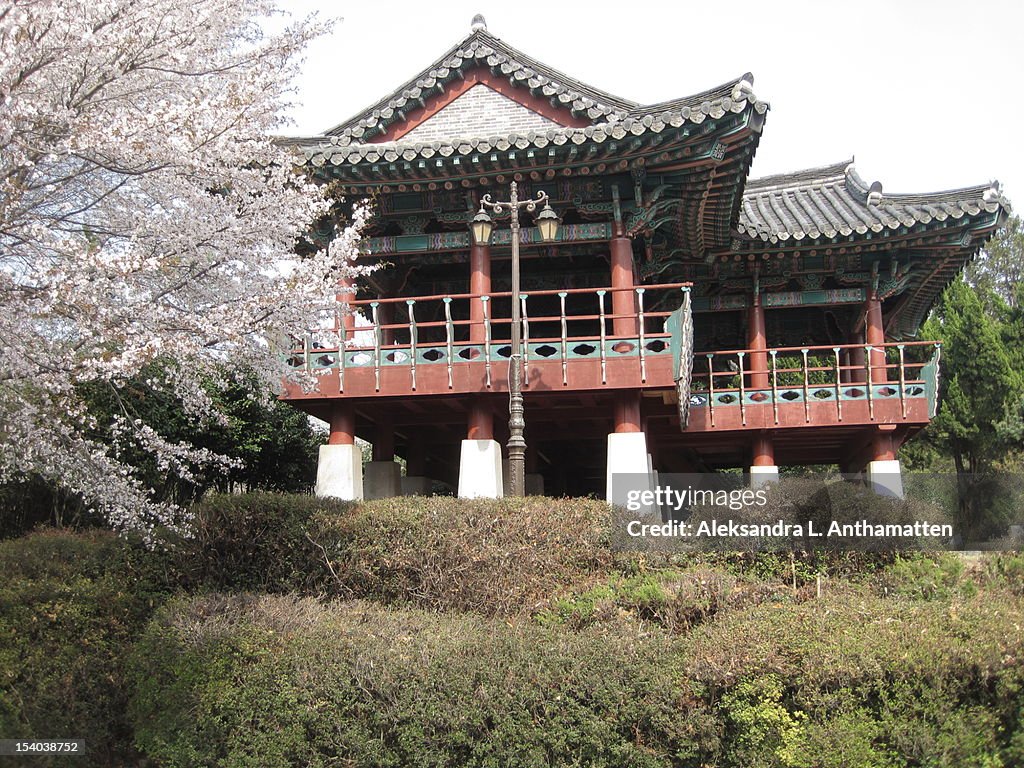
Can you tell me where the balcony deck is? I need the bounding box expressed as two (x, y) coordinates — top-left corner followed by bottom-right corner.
(283, 283), (940, 442)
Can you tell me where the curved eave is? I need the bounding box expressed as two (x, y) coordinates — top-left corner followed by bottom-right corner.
(289, 98), (765, 181)
(321, 29), (639, 143)
(736, 160), (1009, 245)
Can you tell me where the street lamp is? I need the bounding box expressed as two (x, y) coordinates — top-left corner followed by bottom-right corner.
(470, 182), (560, 496)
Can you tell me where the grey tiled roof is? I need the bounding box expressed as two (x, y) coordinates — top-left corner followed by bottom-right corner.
(290, 28), (768, 166)
(322, 29), (636, 143)
(739, 161), (1007, 244)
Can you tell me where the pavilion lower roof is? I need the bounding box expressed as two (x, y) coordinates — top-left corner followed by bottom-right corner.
(731, 160), (1011, 337)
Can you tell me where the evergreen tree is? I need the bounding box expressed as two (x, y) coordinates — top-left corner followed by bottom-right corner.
(919, 280), (1022, 537)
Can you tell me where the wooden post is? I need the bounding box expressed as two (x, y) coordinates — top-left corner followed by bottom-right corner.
(865, 293), (888, 383)
(748, 293), (769, 389)
(609, 236), (637, 337)
(751, 432), (775, 467)
(470, 242), (491, 343)
(338, 275), (357, 342)
(613, 391), (642, 433)
(328, 406), (355, 445)
(372, 418), (394, 462)
(467, 398), (493, 440)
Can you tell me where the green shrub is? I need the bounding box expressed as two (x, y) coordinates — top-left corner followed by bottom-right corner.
(171, 494), (614, 616)
(175, 492), (354, 592)
(0, 530), (171, 766)
(129, 593), (714, 768)
(879, 553), (969, 600)
(540, 566), (790, 633)
(305, 495), (615, 615)
(684, 592), (1024, 766)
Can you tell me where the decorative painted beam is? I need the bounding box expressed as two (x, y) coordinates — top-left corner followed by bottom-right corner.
(691, 287), (866, 312)
(364, 222), (613, 255)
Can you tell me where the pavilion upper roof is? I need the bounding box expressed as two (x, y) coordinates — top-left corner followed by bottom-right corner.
(291, 18), (767, 157)
(739, 160), (1008, 244)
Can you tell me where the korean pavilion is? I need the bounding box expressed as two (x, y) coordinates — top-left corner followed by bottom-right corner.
(282, 15), (1009, 502)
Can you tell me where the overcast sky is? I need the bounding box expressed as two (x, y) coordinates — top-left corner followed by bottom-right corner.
(283, 0), (1022, 206)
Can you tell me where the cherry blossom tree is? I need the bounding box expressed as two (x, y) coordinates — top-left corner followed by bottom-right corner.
(0, 0), (364, 540)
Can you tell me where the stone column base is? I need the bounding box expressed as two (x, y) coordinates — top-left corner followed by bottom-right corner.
(867, 459), (904, 498)
(606, 431), (652, 510)
(458, 439), (504, 499)
(364, 460), (402, 500)
(400, 476), (433, 496)
(315, 444), (363, 501)
(750, 465), (780, 488)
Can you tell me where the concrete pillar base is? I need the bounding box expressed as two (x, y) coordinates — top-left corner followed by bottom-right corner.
(867, 459), (904, 498)
(606, 431), (652, 509)
(315, 444), (363, 501)
(364, 460), (401, 500)
(525, 473), (545, 496)
(400, 476), (433, 496)
(458, 439), (504, 499)
(750, 465), (780, 488)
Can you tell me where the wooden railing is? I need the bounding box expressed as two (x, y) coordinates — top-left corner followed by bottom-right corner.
(690, 341), (941, 427)
(287, 283), (692, 392)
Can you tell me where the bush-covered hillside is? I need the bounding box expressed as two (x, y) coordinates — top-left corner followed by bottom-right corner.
(1, 493), (1023, 766)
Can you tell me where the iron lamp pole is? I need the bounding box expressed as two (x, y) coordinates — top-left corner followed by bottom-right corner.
(472, 182), (559, 496)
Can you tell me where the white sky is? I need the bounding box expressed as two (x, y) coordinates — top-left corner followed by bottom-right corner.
(284, 0), (1023, 205)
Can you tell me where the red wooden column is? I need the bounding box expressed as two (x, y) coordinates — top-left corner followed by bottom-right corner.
(613, 392), (642, 433)
(751, 432), (775, 467)
(467, 242), (494, 442)
(372, 418), (394, 462)
(865, 293), (888, 383)
(872, 429), (896, 462)
(609, 235), (637, 336)
(848, 340), (866, 383)
(328, 406), (355, 445)
(338, 275), (357, 343)
(406, 437), (427, 477)
(748, 293), (769, 389)
(469, 242), (491, 343)
(467, 401), (493, 440)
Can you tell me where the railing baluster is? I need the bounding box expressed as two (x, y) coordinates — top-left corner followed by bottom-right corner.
(770, 349), (779, 425)
(443, 297), (454, 390)
(898, 343), (906, 419)
(482, 295), (492, 389)
(371, 301), (381, 392)
(520, 293), (530, 387)
(303, 333), (311, 373)
(597, 290), (607, 385)
(738, 351), (746, 427)
(801, 348), (810, 423)
(865, 343), (873, 420)
(707, 353), (716, 428)
(559, 291), (568, 386)
(407, 299), (417, 392)
(637, 287), (647, 383)
(833, 346), (842, 422)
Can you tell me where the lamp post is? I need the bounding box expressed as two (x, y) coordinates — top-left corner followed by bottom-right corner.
(471, 182), (560, 496)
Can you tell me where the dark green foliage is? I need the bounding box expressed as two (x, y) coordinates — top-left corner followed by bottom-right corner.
(0, 530), (172, 766)
(130, 588), (1024, 767)
(129, 595), (702, 768)
(168, 493), (615, 614)
(5, 495), (1024, 767)
(685, 592), (1024, 767)
(79, 365), (322, 506)
(176, 492), (355, 593)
